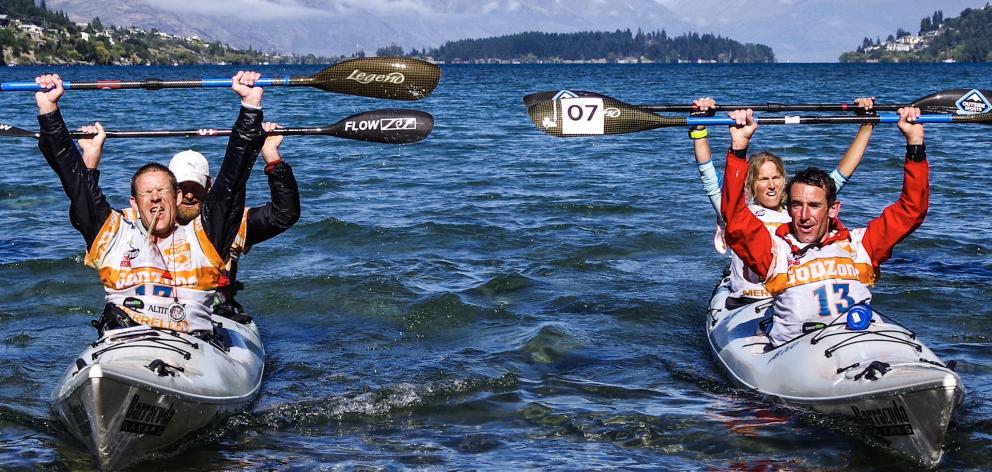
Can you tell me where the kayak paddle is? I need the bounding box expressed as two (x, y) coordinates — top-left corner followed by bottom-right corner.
(0, 109), (435, 144)
(523, 88), (992, 115)
(2, 57), (441, 101)
(526, 90), (992, 137)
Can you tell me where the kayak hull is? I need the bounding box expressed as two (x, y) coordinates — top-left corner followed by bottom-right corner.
(51, 315), (264, 470)
(706, 279), (963, 468)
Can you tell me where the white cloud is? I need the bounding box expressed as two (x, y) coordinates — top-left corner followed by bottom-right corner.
(142, 0), (330, 20)
(337, 0), (433, 13)
(481, 2), (501, 14)
(143, 0), (435, 20)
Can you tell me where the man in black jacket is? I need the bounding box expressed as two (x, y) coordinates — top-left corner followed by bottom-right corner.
(35, 71), (268, 335)
(76, 122), (301, 321)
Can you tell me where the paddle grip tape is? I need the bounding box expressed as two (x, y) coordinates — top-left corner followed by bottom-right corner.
(906, 144), (926, 162)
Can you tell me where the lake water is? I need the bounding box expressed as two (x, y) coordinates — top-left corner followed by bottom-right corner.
(0, 63), (989, 470)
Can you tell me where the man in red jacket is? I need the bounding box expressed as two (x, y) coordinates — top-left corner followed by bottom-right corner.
(720, 107), (928, 346)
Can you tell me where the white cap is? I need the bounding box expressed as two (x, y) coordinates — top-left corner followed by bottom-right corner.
(168, 150), (210, 187)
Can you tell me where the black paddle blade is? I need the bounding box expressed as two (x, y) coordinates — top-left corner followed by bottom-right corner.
(307, 57), (441, 100)
(913, 88), (992, 114)
(526, 90), (685, 137)
(0, 123), (40, 138)
(324, 109), (434, 144)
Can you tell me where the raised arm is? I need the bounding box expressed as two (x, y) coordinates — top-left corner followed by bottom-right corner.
(34, 75), (112, 248)
(689, 97), (721, 216)
(202, 71), (266, 261)
(720, 109), (775, 279)
(245, 122), (301, 248)
(862, 106), (929, 269)
(831, 97), (876, 191)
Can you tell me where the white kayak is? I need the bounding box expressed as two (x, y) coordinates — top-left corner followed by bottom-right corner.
(706, 278), (964, 468)
(51, 314), (264, 471)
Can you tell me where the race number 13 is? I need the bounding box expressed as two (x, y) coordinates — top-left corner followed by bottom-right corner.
(561, 97), (605, 135)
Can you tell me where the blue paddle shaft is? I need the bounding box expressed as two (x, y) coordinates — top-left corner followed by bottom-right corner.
(1, 77), (293, 91)
(687, 114), (954, 126)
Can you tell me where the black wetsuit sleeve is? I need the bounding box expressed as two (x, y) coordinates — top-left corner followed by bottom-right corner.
(86, 169), (105, 210)
(201, 106), (264, 261)
(245, 161), (301, 249)
(37, 110), (112, 248)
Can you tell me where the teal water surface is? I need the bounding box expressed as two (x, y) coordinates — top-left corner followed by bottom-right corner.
(0, 63), (990, 470)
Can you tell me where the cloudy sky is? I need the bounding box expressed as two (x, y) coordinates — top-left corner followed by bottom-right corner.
(47, 0), (991, 62)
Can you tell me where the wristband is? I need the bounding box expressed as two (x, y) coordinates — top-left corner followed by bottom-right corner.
(264, 159), (284, 173)
(905, 143), (926, 162)
(688, 128), (708, 140)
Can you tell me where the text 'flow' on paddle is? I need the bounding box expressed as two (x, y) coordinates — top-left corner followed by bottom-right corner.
(525, 89), (992, 137)
(2, 57), (442, 101)
(0, 109), (435, 145)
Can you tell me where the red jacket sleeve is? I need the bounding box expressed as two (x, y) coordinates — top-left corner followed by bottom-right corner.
(721, 150), (775, 279)
(862, 158), (929, 269)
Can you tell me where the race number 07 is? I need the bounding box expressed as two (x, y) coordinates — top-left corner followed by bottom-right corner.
(561, 97), (605, 135)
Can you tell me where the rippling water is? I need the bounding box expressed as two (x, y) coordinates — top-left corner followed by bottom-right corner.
(0, 63), (990, 470)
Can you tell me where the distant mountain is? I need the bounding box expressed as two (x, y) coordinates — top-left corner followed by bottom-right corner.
(44, 0), (699, 58)
(44, 0), (992, 62)
(0, 0), (315, 65)
(839, 4), (992, 62)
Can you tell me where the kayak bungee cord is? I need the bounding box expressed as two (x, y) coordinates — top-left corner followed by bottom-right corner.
(91, 337), (194, 361)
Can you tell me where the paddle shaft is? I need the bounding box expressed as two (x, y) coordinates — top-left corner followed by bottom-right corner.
(687, 114), (958, 126)
(523, 88), (992, 116)
(1, 77), (314, 91)
(645, 103), (908, 113)
(1, 108), (434, 143)
(62, 126), (335, 139)
(0, 57), (441, 100)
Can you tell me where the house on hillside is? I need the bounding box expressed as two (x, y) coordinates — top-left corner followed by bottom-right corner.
(0, 15), (9, 28)
(20, 23), (43, 38)
(95, 30), (115, 45)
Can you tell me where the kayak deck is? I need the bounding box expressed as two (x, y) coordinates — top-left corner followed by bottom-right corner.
(51, 315), (264, 470)
(706, 279), (963, 467)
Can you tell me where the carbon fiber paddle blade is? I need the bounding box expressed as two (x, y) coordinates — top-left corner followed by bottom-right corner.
(914, 88), (992, 114)
(950, 110), (992, 124)
(310, 57), (441, 100)
(328, 109), (434, 144)
(526, 90), (685, 137)
(522, 90), (603, 108)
